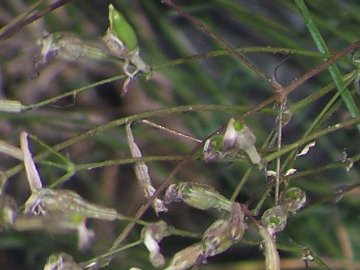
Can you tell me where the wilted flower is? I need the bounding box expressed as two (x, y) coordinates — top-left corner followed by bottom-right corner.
(281, 187), (306, 214)
(164, 182), (232, 212)
(126, 123), (167, 214)
(0, 194), (17, 231)
(261, 205), (289, 236)
(222, 118), (261, 165)
(44, 252), (81, 270)
(203, 135), (224, 162)
(228, 202), (245, 242)
(141, 221), (168, 267)
(164, 243), (203, 270)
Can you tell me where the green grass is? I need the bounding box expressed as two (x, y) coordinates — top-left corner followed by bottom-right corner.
(0, 0), (360, 269)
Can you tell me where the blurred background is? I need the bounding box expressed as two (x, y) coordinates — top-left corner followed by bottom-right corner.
(0, 0), (360, 269)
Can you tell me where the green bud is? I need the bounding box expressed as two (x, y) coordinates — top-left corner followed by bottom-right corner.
(223, 118), (238, 151)
(164, 182), (232, 212)
(44, 252), (81, 270)
(223, 118), (261, 165)
(107, 4), (138, 51)
(261, 205), (288, 236)
(281, 187), (306, 214)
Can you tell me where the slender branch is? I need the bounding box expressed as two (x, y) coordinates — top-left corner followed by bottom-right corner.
(0, 0), (72, 41)
(161, 0), (274, 87)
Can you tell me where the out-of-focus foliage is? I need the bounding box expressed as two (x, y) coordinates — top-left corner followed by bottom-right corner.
(0, 0), (360, 269)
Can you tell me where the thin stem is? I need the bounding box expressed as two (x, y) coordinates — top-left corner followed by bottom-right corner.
(263, 115), (360, 163)
(162, 0), (274, 87)
(275, 104), (284, 205)
(80, 240), (142, 269)
(0, 0), (72, 41)
(295, 0), (360, 132)
(141, 119), (202, 143)
(154, 46), (328, 69)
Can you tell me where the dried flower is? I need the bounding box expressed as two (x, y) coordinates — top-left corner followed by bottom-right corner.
(0, 194), (17, 230)
(141, 221), (168, 267)
(228, 202), (245, 242)
(126, 123), (167, 214)
(20, 132), (43, 193)
(44, 252), (82, 270)
(203, 135), (224, 162)
(164, 182), (232, 212)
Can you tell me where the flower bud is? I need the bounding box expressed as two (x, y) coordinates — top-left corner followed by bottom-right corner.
(107, 4), (138, 51)
(261, 205), (288, 236)
(164, 182), (232, 212)
(223, 118), (261, 165)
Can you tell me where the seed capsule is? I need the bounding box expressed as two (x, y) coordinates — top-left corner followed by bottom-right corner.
(281, 187), (306, 214)
(164, 182), (232, 212)
(261, 205), (288, 236)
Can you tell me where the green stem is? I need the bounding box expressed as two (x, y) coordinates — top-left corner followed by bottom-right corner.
(295, 0), (360, 132)
(263, 114), (360, 163)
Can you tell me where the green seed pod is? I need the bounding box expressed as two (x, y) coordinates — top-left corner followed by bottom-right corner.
(24, 188), (119, 221)
(201, 219), (234, 258)
(108, 4), (138, 51)
(164, 182), (232, 212)
(281, 187), (306, 214)
(164, 243), (203, 270)
(261, 205), (288, 236)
